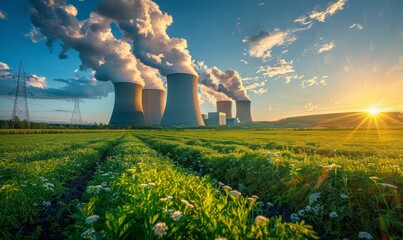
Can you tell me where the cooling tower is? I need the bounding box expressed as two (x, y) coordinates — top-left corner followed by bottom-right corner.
(236, 100), (253, 123)
(109, 82), (145, 126)
(161, 73), (204, 126)
(217, 100), (232, 119)
(142, 89), (166, 125)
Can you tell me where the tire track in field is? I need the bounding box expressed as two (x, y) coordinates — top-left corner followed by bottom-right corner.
(18, 137), (122, 239)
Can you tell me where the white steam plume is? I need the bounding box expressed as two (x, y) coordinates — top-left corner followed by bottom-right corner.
(197, 62), (250, 101)
(29, 0), (163, 89)
(96, 0), (197, 76)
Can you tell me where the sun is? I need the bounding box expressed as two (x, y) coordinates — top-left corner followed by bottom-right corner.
(368, 107), (380, 116)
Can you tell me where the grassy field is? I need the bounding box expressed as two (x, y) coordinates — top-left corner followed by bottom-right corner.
(0, 129), (401, 239)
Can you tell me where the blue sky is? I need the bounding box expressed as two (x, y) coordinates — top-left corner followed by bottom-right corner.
(0, 0), (402, 123)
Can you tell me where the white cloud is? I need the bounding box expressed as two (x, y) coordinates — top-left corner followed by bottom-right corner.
(285, 74), (304, 84)
(240, 59), (248, 64)
(245, 81), (266, 90)
(241, 76), (259, 81)
(294, 16), (312, 25)
(304, 102), (318, 111)
(252, 88), (267, 94)
(309, 0), (347, 22)
(64, 4), (78, 16)
(24, 26), (46, 43)
(301, 76), (328, 88)
(268, 104), (272, 111)
(243, 29), (296, 59)
(257, 2), (266, 6)
(0, 62), (10, 70)
(235, 17), (241, 33)
(0, 9), (7, 20)
(257, 59), (295, 77)
(317, 41), (335, 53)
(27, 74), (47, 89)
(349, 23), (363, 30)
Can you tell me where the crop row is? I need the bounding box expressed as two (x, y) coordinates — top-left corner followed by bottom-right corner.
(70, 134), (317, 239)
(136, 132), (402, 239)
(0, 133), (122, 239)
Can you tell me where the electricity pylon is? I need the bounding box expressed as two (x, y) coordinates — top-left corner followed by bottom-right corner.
(1, 62), (37, 127)
(70, 94), (83, 125)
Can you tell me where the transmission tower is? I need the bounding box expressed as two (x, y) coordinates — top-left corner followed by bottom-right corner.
(70, 95), (83, 125)
(7, 62), (37, 127)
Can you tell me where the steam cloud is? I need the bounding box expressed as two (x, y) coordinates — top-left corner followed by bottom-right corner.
(197, 62), (250, 101)
(29, 0), (164, 90)
(29, 0), (249, 100)
(96, 0), (197, 76)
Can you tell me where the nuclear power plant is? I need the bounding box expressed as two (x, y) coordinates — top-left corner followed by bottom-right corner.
(109, 75), (252, 127)
(142, 89), (166, 125)
(236, 100), (253, 123)
(217, 100), (232, 119)
(160, 73), (204, 126)
(109, 82), (145, 126)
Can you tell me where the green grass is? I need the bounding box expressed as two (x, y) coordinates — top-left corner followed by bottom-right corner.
(0, 129), (402, 239)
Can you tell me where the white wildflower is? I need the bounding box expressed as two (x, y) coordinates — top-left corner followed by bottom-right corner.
(85, 215), (100, 225)
(257, 201), (264, 207)
(255, 215), (268, 224)
(309, 192), (320, 205)
(101, 182), (107, 187)
(171, 211), (183, 221)
(378, 183), (398, 189)
(305, 206), (312, 212)
(147, 182), (156, 187)
(181, 199), (194, 208)
(340, 193), (349, 199)
(81, 228), (95, 237)
(103, 187), (111, 192)
(42, 201), (51, 207)
(312, 204), (323, 215)
(229, 190), (242, 197)
(266, 202), (274, 207)
(153, 222), (168, 238)
(298, 209), (305, 216)
(329, 211), (338, 218)
(290, 213), (300, 222)
(323, 163), (341, 169)
(42, 182), (55, 191)
(358, 231), (373, 239)
(101, 173), (109, 176)
(238, 183), (246, 191)
(163, 209), (174, 213)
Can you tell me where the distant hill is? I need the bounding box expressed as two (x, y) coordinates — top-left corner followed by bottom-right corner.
(258, 112), (403, 128)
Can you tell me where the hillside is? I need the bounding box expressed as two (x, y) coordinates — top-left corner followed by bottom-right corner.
(259, 112), (403, 128)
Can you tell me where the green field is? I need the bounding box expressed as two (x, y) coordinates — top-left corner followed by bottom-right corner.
(0, 129), (401, 239)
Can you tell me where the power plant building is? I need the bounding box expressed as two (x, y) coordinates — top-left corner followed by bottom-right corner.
(236, 100), (253, 123)
(216, 100), (232, 119)
(109, 82), (145, 126)
(161, 73), (204, 126)
(206, 112), (226, 125)
(226, 118), (239, 125)
(142, 89), (166, 125)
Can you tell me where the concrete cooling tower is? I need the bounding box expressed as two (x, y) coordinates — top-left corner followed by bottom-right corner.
(161, 73), (204, 126)
(142, 89), (166, 125)
(109, 82), (145, 126)
(217, 100), (232, 119)
(236, 100), (253, 123)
